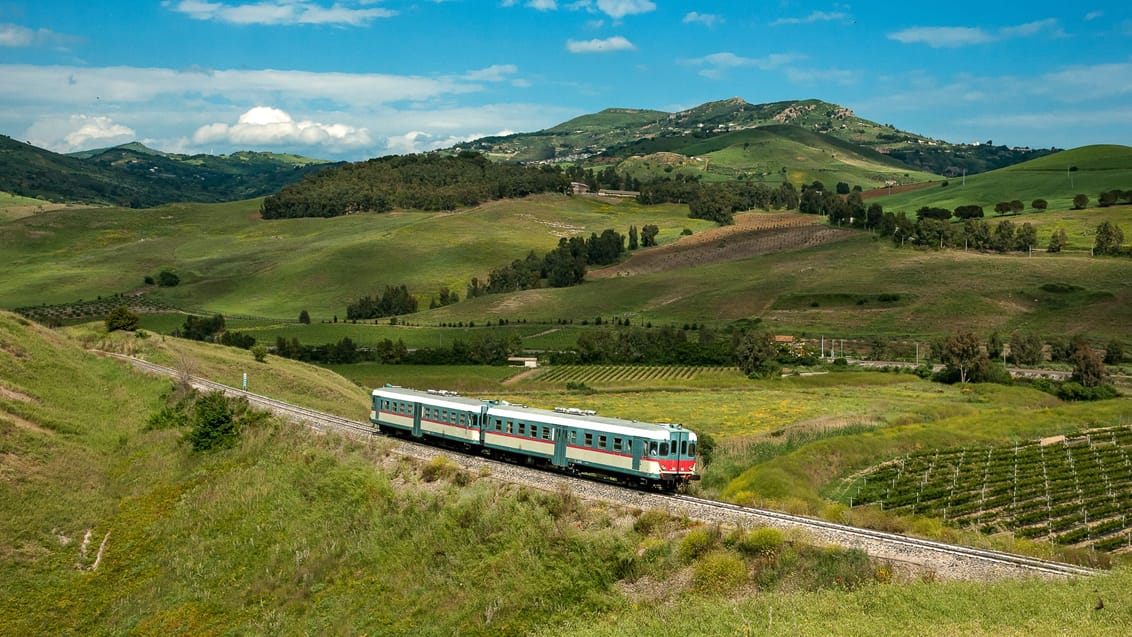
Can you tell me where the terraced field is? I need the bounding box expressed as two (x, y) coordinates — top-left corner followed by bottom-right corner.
(843, 425), (1132, 553)
(527, 365), (738, 386)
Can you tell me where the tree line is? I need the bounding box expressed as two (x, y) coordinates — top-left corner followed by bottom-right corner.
(636, 176), (801, 225)
(466, 228), (628, 298)
(260, 151), (570, 218)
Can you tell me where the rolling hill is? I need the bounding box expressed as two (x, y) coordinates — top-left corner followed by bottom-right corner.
(869, 144), (1132, 212)
(453, 97), (1057, 176)
(0, 135), (334, 208)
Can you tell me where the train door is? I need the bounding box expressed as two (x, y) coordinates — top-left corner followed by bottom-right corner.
(412, 402), (423, 438)
(672, 430), (690, 473)
(631, 437), (642, 472)
(551, 425), (568, 468)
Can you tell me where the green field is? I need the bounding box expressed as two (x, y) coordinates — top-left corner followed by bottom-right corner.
(870, 145), (1132, 212)
(0, 195), (709, 317)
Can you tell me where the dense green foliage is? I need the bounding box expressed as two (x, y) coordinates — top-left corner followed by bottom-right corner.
(346, 284), (419, 320)
(260, 152), (569, 218)
(0, 135), (330, 207)
(104, 305), (139, 332)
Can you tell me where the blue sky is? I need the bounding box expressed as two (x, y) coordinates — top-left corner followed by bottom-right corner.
(1, 0), (1129, 160)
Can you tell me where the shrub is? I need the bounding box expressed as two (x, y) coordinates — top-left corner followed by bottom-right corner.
(187, 391), (239, 451)
(691, 550), (747, 593)
(251, 344), (268, 362)
(105, 305), (139, 332)
(678, 526), (720, 562)
(732, 527), (785, 557)
(156, 270), (180, 287)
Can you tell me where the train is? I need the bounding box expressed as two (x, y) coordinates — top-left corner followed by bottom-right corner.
(370, 385), (699, 490)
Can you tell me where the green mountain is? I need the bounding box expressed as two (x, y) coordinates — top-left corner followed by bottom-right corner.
(0, 136), (335, 208)
(454, 97), (1057, 177)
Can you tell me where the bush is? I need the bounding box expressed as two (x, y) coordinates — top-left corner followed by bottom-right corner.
(156, 270), (180, 287)
(251, 344), (268, 362)
(187, 391), (239, 451)
(732, 527), (785, 557)
(105, 305), (139, 332)
(691, 550), (747, 593)
(678, 526), (720, 562)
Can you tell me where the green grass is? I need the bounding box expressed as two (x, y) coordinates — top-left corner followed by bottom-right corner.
(870, 145), (1132, 212)
(0, 195), (708, 318)
(424, 226), (1132, 341)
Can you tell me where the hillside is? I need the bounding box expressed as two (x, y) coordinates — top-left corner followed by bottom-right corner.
(454, 97), (1056, 176)
(0, 136), (333, 207)
(869, 145), (1132, 212)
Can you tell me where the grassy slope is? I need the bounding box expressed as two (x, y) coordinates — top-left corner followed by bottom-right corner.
(7, 314), (1132, 634)
(869, 145), (1132, 212)
(424, 218), (1132, 340)
(618, 126), (938, 188)
(0, 195), (709, 317)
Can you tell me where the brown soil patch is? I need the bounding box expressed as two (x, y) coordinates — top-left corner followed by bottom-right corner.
(501, 368), (540, 386)
(860, 181), (938, 200)
(0, 408), (51, 435)
(589, 213), (855, 279)
(0, 385), (34, 402)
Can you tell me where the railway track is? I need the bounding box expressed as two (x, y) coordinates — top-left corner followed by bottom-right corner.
(112, 354), (1100, 581)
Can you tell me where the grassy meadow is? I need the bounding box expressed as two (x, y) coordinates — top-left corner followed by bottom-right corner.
(870, 145), (1132, 212)
(0, 194), (710, 317)
(7, 312), (1132, 635)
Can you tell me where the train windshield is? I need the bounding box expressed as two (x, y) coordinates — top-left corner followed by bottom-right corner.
(659, 442), (669, 456)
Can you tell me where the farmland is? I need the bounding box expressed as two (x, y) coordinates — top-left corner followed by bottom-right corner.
(843, 425), (1132, 553)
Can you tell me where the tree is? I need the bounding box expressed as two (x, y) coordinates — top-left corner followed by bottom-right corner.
(1008, 333), (1044, 365)
(1094, 221), (1125, 255)
(1104, 340), (1124, 365)
(187, 391), (238, 451)
(954, 205), (984, 220)
(994, 201), (1012, 216)
(251, 343), (268, 362)
(835, 181), (850, 195)
(157, 270), (180, 287)
(105, 305), (139, 332)
(640, 224), (659, 247)
(735, 330), (781, 379)
(628, 225), (639, 250)
(1015, 222), (1037, 252)
(992, 219), (1015, 252)
(1009, 199), (1024, 214)
(1070, 339), (1107, 387)
(939, 332), (987, 383)
(1047, 227), (1068, 253)
(1073, 194), (1088, 210)
(298, 309), (311, 324)
(1032, 199), (1048, 211)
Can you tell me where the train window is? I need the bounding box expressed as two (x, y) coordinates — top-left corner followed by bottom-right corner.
(507, 421), (514, 434)
(584, 433), (593, 447)
(659, 442), (669, 456)
(598, 435), (607, 449)
(542, 427), (551, 440)
(649, 441), (658, 456)
(570, 431), (577, 444)
(518, 423), (526, 436)
(613, 438), (622, 452)
(681, 441), (687, 456)
(689, 442), (697, 457)
(625, 440), (632, 453)
(494, 419), (502, 432)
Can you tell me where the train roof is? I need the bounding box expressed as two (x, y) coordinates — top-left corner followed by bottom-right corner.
(487, 402), (691, 441)
(372, 385), (488, 411)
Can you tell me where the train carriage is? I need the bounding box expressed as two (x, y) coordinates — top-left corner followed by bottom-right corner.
(371, 386), (488, 444)
(370, 385), (698, 490)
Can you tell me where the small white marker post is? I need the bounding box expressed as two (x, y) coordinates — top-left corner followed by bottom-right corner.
(242, 372), (247, 391)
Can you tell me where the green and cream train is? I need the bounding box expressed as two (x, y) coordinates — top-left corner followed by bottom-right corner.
(371, 385), (698, 490)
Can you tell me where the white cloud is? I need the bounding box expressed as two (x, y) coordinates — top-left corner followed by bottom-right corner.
(1084, 11), (1103, 21)
(165, 0), (396, 26)
(25, 115), (136, 153)
(683, 12), (721, 27)
(526, 0), (557, 10)
(193, 106), (373, 149)
(462, 64), (519, 82)
(595, 0), (654, 19)
(771, 11), (847, 26)
(0, 64), (478, 107)
(683, 51), (804, 78)
(887, 26), (994, 48)
(889, 19), (1061, 48)
(566, 36), (635, 53)
(0, 22), (80, 48)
